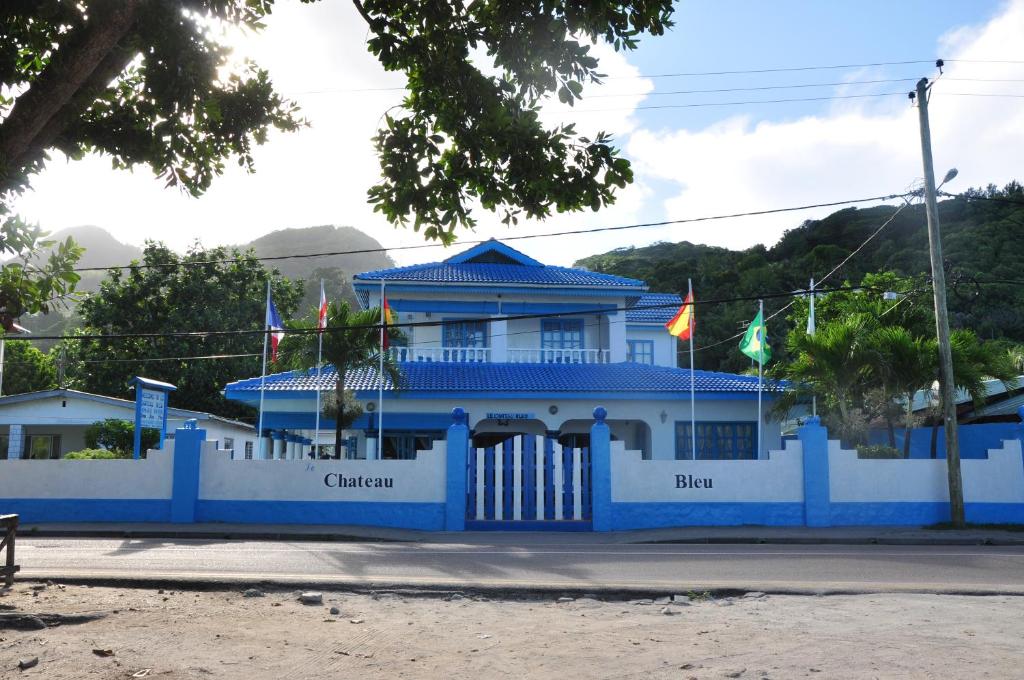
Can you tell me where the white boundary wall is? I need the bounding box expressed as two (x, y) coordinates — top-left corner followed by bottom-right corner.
(0, 445), (174, 499)
(611, 440), (804, 503)
(828, 439), (1024, 503)
(198, 441), (447, 503)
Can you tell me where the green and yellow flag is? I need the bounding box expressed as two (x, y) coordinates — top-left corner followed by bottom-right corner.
(739, 309), (772, 363)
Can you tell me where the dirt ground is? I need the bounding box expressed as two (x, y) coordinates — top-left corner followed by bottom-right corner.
(1, 583), (1022, 679)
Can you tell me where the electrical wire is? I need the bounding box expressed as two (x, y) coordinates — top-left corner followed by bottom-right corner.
(692, 196), (917, 353)
(69, 193), (910, 273)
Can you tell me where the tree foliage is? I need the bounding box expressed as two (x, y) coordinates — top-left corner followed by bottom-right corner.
(576, 184), (1024, 372)
(84, 418), (158, 456)
(0, 338), (57, 395)
(61, 242), (301, 419)
(359, 0), (674, 240)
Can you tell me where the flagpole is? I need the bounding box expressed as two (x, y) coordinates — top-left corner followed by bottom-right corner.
(257, 280), (270, 460)
(688, 278), (696, 459)
(377, 279), (385, 461)
(314, 279), (324, 460)
(757, 299), (764, 460)
(808, 277), (817, 418)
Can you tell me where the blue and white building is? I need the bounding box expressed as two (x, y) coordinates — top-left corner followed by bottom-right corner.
(224, 240), (780, 461)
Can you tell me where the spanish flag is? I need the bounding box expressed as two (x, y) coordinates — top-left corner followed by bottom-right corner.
(665, 290), (695, 340)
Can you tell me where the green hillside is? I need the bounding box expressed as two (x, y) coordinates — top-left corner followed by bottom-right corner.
(18, 224), (394, 345)
(575, 183), (1024, 373)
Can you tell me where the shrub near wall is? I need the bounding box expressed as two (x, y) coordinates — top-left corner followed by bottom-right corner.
(64, 449), (128, 460)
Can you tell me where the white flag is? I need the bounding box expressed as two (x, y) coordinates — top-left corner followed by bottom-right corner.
(806, 278), (816, 336)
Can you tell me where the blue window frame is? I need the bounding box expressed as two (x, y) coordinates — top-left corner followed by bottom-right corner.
(541, 319), (584, 350)
(443, 319), (487, 348)
(627, 339), (655, 365)
(675, 421), (757, 460)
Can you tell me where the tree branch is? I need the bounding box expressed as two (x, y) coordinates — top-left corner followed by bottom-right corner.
(351, 0), (372, 27)
(0, 0), (141, 190)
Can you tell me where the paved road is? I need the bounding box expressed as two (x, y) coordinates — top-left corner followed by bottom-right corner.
(15, 537), (1024, 594)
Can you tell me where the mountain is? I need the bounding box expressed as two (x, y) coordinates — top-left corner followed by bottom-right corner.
(238, 225), (394, 313)
(18, 224), (395, 343)
(575, 183), (1024, 373)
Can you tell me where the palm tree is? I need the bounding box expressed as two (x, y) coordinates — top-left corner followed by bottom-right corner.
(926, 330), (1020, 458)
(279, 300), (402, 457)
(774, 313), (876, 445)
(865, 326), (934, 456)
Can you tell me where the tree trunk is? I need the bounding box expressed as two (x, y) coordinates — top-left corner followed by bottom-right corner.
(0, 1), (141, 189)
(334, 378), (344, 460)
(885, 414), (896, 449)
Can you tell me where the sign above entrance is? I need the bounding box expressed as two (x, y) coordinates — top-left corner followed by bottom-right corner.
(485, 412), (535, 420)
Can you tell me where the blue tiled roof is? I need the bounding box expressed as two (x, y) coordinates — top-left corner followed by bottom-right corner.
(353, 240), (645, 288)
(355, 262), (644, 288)
(225, 362), (782, 395)
(627, 293), (683, 324)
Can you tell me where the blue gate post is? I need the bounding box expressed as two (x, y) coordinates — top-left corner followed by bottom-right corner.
(445, 408), (470, 531)
(170, 419), (206, 523)
(590, 406), (612, 532)
(798, 416), (831, 527)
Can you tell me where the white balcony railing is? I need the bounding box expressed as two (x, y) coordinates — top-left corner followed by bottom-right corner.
(388, 346), (492, 363)
(387, 346), (611, 364)
(508, 348), (611, 364)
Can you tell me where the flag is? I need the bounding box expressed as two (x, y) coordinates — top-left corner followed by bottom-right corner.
(266, 294), (285, 362)
(739, 309), (772, 363)
(665, 290), (695, 340)
(317, 281), (328, 332)
(381, 295), (395, 350)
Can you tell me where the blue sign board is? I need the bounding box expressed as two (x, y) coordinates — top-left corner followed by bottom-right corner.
(129, 377), (177, 460)
(485, 412), (535, 420)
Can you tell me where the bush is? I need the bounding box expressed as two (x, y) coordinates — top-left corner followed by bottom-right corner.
(856, 444), (903, 459)
(63, 448), (128, 460)
(84, 419), (159, 456)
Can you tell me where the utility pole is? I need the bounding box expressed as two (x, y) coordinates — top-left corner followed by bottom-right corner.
(915, 77), (964, 526)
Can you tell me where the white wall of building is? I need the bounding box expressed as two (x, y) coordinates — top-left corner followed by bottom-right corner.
(829, 439), (1024, 503)
(198, 440), (446, 502)
(611, 440), (804, 502)
(625, 326), (678, 368)
(0, 445), (174, 498)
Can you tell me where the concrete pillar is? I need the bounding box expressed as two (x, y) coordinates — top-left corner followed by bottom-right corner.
(444, 408), (469, 531)
(7, 424), (23, 459)
(170, 420), (206, 523)
(490, 317), (508, 362)
(270, 431), (285, 460)
(798, 416), (831, 527)
(608, 311), (627, 363)
(590, 407), (612, 532)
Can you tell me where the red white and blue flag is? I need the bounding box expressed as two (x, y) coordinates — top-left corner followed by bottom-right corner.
(318, 281), (328, 332)
(266, 293), (285, 362)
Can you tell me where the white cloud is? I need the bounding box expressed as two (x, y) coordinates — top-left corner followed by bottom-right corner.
(624, 0), (1024, 253)
(8, 0), (1023, 270)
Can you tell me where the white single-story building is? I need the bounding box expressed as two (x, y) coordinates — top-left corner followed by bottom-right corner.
(0, 389), (255, 459)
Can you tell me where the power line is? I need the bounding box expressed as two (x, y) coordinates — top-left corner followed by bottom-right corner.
(69, 193), (910, 273)
(693, 197), (917, 353)
(572, 91), (910, 113)
(286, 59), (946, 95)
(10, 284), (899, 344)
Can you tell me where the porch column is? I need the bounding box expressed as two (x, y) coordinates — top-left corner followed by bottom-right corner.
(607, 310), (627, 362)
(7, 424), (23, 459)
(490, 317), (508, 362)
(590, 407), (612, 532)
(270, 430), (285, 460)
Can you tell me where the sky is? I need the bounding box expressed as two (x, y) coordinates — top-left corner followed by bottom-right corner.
(11, 0), (1023, 268)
